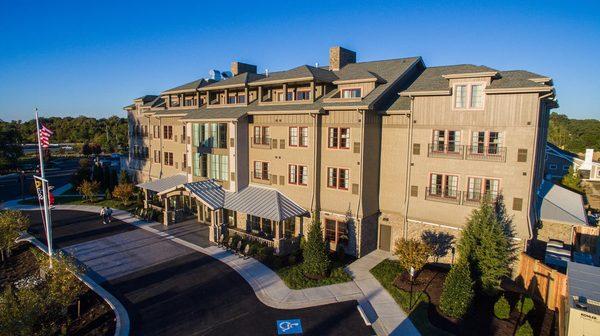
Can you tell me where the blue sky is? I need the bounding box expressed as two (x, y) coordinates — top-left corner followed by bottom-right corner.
(0, 0), (599, 121)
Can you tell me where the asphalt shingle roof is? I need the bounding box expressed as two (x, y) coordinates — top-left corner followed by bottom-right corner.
(404, 64), (497, 92)
(251, 65), (338, 85)
(488, 70), (549, 89)
(201, 72), (266, 90)
(163, 79), (209, 94)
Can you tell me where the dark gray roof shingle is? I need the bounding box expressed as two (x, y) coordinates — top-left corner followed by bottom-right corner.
(404, 64), (497, 92)
(163, 78), (209, 94)
(201, 72), (266, 90)
(488, 70), (549, 89)
(251, 65), (338, 84)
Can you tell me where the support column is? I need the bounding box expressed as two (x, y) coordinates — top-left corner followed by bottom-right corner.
(144, 189), (149, 208)
(282, 84), (288, 101)
(209, 208), (217, 243)
(196, 200), (202, 222)
(163, 197), (169, 226)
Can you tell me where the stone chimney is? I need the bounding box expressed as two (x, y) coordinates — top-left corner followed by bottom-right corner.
(231, 62), (257, 76)
(329, 46), (356, 71)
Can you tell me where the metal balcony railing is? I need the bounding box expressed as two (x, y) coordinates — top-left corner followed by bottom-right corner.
(424, 187), (461, 204)
(427, 143), (464, 159)
(465, 145), (507, 162)
(462, 191), (499, 207)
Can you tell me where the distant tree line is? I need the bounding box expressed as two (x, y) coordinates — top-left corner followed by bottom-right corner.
(548, 112), (600, 153)
(0, 116), (128, 170)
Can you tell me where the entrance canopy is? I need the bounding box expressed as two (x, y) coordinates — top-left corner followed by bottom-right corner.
(184, 179), (308, 221)
(137, 174), (188, 194)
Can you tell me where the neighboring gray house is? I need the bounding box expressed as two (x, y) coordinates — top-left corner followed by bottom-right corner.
(546, 143), (600, 181)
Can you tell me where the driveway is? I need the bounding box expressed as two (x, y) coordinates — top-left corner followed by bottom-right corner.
(26, 210), (374, 336)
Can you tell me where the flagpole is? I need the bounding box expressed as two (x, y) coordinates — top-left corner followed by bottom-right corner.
(35, 108), (53, 268)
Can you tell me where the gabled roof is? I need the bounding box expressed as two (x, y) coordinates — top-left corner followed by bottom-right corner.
(162, 78), (212, 94)
(334, 64), (382, 83)
(403, 64), (497, 92)
(488, 70), (550, 89)
(134, 95), (158, 103)
(201, 72), (266, 90)
(250, 65), (338, 85)
(537, 180), (588, 226)
(136, 174), (188, 193)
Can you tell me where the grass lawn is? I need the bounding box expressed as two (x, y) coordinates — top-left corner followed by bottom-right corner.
(370, 259), (453, 336)
(276, 258), (352, 289)
(19, 195), (136, 211)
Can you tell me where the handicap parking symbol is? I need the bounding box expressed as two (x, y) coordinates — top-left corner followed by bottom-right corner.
(277, 319), (302, 335)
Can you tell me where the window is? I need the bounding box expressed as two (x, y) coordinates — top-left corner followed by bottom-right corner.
(562, 165), (570, 172)
(327, 167), (349, 190)
(183, 97), (196, 106)
(143, 125), (148, 136)
(549, 163), (558, 170)
(299, 127), (308, 147)
(237, 94), (246, 104)
(454, 83), (485, 109)
(253, 161), (269, 180)
(324, 219), (348, 246)
(289, 164), (308, 186)
(432, 130), (461, 152)
(428, 173), (458, 198)
(164, 152), (174, 166)
(163, 125), (173, 140)
(218, 123), (227, 148)
(296, 90), (310, 100)
(249, 215), (261, 232)
(227, 96), (236, 104)
(286, 92), (293, 101)
(467, 177), (500, 202)
(153, 125), (160, 138)
(328, 127), (350, 149)
(283, 218), (295, 238)
(207, 154), (228, 180)
(470, 131), (503, 154)
(341, 88), (361, 98)
(253, 126), (270, 145)
(154, 150), (161, 163)
(454, 85), (467, 108)
(289, 127), (298, 146)
(470, 85), (483, 108)
(182, 154), (187, 170)
(182, 125), (186, 141)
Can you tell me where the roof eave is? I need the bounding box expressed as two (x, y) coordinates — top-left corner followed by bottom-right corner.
(442, 71), (499, 79)
(485, 86), (554, 94)
(248, 76), (314, 86)
(400, 90), (451, 97)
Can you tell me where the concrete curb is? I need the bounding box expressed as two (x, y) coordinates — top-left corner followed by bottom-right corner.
(17, 233), (130, 336)
(7, 203), (420, 335)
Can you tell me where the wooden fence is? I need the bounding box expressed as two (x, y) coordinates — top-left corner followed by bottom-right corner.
(517, 253), (568, 311)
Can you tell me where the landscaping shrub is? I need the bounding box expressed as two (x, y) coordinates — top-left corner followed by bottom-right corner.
(519, 296), (534, 315)
(302, 216), (330, 278)
(515, 320), (534, 336)
(439, 261), (474, 319)
(112, 183), (134, 206)
(494, 295), (511, 319)
(0, 210), (30, 262)
(77, 180), (100, 202)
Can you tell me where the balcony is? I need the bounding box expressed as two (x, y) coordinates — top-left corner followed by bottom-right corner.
(462, 191), (499, 207)
(251, 137), (271, 149)
(427, 143), (464, 159)
(465, 145), (506, 162)
(251, 171), (272, 185)
(425, 187), (461, 204)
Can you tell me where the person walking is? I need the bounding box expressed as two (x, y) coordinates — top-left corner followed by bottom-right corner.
(100, 207), (107, 224)
(106, 207), (113, 223)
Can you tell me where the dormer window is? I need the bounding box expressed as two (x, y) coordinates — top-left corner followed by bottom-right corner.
(341, 88), (361, 98)
(296, 90), (310, 101)
(227, 96), (236, 104)
(454, 83), (484, 109)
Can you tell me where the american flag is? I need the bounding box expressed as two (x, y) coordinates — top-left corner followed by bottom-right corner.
(39, 124), (53, 148)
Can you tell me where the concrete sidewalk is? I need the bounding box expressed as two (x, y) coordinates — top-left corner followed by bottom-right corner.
(6, 203), (419, 335)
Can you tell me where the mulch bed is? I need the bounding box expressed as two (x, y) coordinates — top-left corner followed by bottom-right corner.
(0, 242), (116, 336)
(393, 264), (557, 336)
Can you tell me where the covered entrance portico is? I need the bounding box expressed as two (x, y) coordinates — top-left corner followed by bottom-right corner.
(184, 179), (309, 255)
(137, 174), (197, 226)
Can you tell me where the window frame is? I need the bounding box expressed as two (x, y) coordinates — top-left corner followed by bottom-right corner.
(327, 166), (349, 190)
(253, 126), (270, 145)
(341, 88), (362, 99)
(327, 127), (350, 149)
(163, 125), (173, 140)
(466, 176), (501, 201)
(428, 172), (459, 199)
(324, 218), (349, 247)
(288, 164), (308, 186)
(253, 160), (270, 180)
(452, 83), (486, 111)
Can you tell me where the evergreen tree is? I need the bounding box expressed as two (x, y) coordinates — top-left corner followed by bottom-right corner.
(302, 215), (330, 277)
(458, 196), (514, 294)
(561, 165), (583, 192)
(439, 261), (474, 318)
